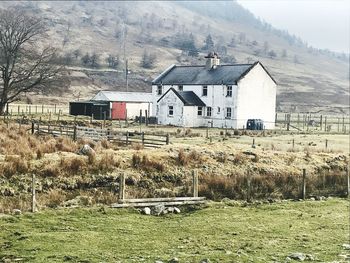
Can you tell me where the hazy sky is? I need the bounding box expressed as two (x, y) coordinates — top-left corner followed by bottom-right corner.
(237, 0), (350, 53)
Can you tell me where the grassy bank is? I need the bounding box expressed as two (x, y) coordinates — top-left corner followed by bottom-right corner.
(0, 199), (349, 262)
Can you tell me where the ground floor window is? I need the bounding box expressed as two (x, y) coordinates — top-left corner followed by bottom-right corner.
(217, 107), (220, 114)
(197, 106), (203, 116)
(225, 107), (232, 119)
(168, 105), (174, 116)
(207, 107), (212, 117)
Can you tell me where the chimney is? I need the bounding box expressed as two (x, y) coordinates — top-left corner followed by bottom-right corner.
(205, 52), (220, 70)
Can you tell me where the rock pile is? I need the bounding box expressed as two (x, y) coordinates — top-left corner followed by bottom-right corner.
(140, 205), (181, 216)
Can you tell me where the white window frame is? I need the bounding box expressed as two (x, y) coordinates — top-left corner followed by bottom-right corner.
(157, 85), (162, 96)
(202, 85), (208, 97)
(206, 107), (212, 117)
(197, 106), (203, 116)
(225, 107), (232, 119)
(226, 85), (232, 97)
(168, 105), (174, 116)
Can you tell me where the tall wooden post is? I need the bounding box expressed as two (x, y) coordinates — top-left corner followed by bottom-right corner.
(192, 170), (198, 197)
(118, 174), (125, 202)
(126, 131), (129, 145)
(292, 138), (295, 149)
(324, 116), (327, 132)
(342, 116), (345, 133)
(31, 122), (35, 134)
(347, 167), (350, 199)
(247, 171), (251, 202)
(32, 174), (36, 213)
(302, 169), (306, 200)
(325, 139), (328, 150)
(145, 110), (148, 126)
(320, 115), (322, 128)
(141, 132), (145, 145)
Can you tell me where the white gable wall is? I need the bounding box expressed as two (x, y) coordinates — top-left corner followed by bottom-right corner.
(236, 63), (276, 129)
(157, 91), (184, 126)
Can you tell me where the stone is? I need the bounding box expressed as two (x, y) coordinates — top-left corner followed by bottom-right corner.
(288, 253), (306, 261)
(155, 261), (164, 263)
(200, 259), (211, 263)
(167, 207), (175, 213)
(174, 207), (181, 214)
(78, 144), (95, 156)
(142, 207), (151, 215)
(13, 209), (21, 215)
(168, 257), (179, 263)
(153, 204), (166, 216)
(309, 197), (315, 201)
(342, 243), (350, 250)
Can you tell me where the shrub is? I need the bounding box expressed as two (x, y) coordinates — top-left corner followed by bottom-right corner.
(177, 149), (188, 166)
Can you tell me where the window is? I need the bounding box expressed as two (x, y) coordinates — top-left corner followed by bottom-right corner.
(197, 106), (203, 116)
(206, 107), (212, 117)
(217, 107), (221, 114)
(225, 107), (232, 119)
(202, 85), (208, 96)
(168, 106), (174, 116)
(178, 85), (183, 91)
(157, 85), (162, 95)
(226, 85), (232, 97)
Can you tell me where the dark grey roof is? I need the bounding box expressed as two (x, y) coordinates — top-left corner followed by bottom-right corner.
(157, 88), (206, 106)
(152, 63), (255, 85)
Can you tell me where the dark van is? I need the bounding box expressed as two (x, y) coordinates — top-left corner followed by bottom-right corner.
(246, 119), (264, 130)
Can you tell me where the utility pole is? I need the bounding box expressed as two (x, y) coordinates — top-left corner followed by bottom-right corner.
(126, 59), (129, 92)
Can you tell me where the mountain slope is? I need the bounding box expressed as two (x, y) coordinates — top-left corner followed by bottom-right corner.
(1, 1), (349, 114)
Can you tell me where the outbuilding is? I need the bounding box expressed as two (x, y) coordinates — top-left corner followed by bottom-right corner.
(91, 91), (152, 120)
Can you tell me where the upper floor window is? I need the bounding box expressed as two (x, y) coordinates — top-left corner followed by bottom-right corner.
(225, 107), (232, 119)
(178, 85), (183, 91)
(202, 85), (208, 96)
(168, 105), (174, 116)
(226, 85), (232, 97)
(197, 106), (203, 116)
(207, 107), (212, 117)
(157, 85), (162, 96)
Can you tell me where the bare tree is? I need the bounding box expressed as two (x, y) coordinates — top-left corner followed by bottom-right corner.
(0, 8), (64, 114)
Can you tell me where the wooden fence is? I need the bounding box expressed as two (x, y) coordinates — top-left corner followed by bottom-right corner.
(32, 122), (170, 148)
(276, 112), (350, 133)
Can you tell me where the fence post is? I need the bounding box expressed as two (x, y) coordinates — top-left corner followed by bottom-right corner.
(324, 116), (327, 132)
(302, 169), (306, 200)
(166, 133), (170, 145)
(347, 167), (350, 199)
(320, 115), (322, 128)
(32, 174), (36, 213)
(126, 131), (129, 145)
(145, 110), (148, 126)
(119, 174), (125, 202)
(192, 170), (198, 197)
(325, 139), (328, 150)
(31, 122), (35, 134)
(41, 104), (44, 114)
(73, 125), (77, 141)
(292, 138), (295, 149)
(247, 171), (251, 202)
(252, 138), (255, 147)
(54, 104), (57, 114)
(141, 132), (145, 145)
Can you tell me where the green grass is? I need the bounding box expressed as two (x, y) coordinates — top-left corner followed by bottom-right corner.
(1, 199), (349, 262)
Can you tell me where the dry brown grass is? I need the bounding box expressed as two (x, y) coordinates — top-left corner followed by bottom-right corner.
(177, 149), (203, 166)
(132, 153), (165, 172)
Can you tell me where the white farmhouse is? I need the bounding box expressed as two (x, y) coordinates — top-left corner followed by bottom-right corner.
(152, 53), (277, 129)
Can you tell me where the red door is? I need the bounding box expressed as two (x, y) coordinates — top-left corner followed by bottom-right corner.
(111, 102), (127, 120)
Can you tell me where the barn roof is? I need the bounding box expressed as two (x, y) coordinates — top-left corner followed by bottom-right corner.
(157, 88), (206, 107)
(152, 61), (276, 85)
(91, 91), (152, 103)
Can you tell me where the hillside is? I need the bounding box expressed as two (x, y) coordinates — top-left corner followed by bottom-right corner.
(1, 1), (349, 114)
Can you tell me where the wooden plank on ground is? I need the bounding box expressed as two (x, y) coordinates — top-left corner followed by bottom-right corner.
(111, 200), (206, 208)
(120, 197), (205, 203)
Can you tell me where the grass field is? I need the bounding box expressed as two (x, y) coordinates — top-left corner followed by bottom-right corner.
(0, 199), (349, 263)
